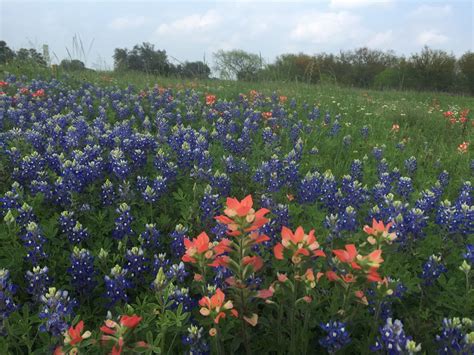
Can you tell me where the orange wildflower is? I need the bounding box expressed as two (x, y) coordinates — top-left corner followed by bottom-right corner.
(199, 288), (235, 324)
(363, 219), (397, 245)
(215, 195), (270, 236)
(273, 226), (326, 264)
(206, 94), (216, 105)
(262, 111), (272, 120)
(64, 320), (91, 346)
(182, 232), (231, 264)
(332, 244), (361, 270)
(458, 141), (469, 153)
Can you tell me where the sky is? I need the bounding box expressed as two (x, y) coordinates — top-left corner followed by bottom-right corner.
(1, 0), (473, 70)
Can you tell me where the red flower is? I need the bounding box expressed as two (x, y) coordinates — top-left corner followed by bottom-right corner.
(274, 226), (325, 263)
(120, 314), (142, 329)
(32, 89), (45, 97)
(65, 320), (91, 346)
(242, 255), (264, 272)
(332, 244), (361, 270)
(363, 219), (397, 245)
(100, 319), (119, 335)
(0, 81), (8, 87)
(199, 288), (234, 324)
(458, 141), (469, 153)
(215, 195), (269, 236)
(206, 94), (216, 105)
(262, 112), (272, 120)
(182, 232), (211, 263)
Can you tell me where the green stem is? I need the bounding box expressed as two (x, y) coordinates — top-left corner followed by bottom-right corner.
(301, 306), (310, 355)
(277, 303), (284, 355)
(289, 272), (298, 354)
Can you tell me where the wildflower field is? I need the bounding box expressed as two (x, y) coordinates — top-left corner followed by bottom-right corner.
(0, 69), (473, 354)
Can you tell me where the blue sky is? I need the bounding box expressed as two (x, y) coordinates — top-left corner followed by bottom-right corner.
(1, 0), (473, 69)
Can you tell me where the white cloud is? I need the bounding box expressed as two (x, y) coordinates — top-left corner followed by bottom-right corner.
(366, 30), (394, 48)
(416, 30), (448, 46)
(290, 11), (364, 43)
(156, 10), (221, 36)
(329, 0), (392, 9)
(409, 5), (452, 19)
(108, 16), (147, 30)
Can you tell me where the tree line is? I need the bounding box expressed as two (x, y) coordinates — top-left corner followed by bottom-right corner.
(213, 47), (474, 95)
(2, 40), (474, 94)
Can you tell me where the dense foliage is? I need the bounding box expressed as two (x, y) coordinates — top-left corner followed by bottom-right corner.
(0, 73), (472, 354)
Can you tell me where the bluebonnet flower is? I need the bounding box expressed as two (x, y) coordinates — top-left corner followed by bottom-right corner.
(373, 146), (384, 161)
(125, 247), (149, 284)
(166, 262), (189, 283)
(464, 244), (474, 265)
(436, 318), (474, 355)
(68, 221), (89, 245)
(101, 179), (115, 206)
(139, 224), (161, 252)
(378, 159), (390, 177)
(20, 221), (47, 265)
(104, 265), (131, 307)
(320, 170), (338, 211)
(142, 185), (157, 203)
(0, 269), (18, 335)
(324, 111), (331, 125)
(420, 255), (447, 286)
(200, 185), (220, 222)
(210, 171), (231, 196)
(319, 320), (351, 353)
(109, 148), (130, 180)
(170, 224), (188, 259)
(130, 148), (146, 169)
(396, 141), (405, 151)
(397, 177), (414, 200)
(339, 206), (357, 232)
(329, 119), (341, 136)
(152, 175), (168, 198)
(438, 170), (450, 188)
(168, 286), (195, 313)
(350, 159), (363, 182)
(39, 287), (77, 336)
(16, 202), (37, 228)
(298, 171), (322, 204)
(25, 265), (52, 302)
(436, 200), (473, 237)
(210, 222), (228, 241)
(182, 324), (210, 355)
(59, 210), (76, 235)
(112, 203), (133, 240)
(152, 253), (171, 276)
(404, 156), (417, 175)
(361, 125), (370, 139)
(262, 126), (278, 145)
(394, 208), (428, 244)
(371, 318), (421, 354)
(68, 247), (96, 296)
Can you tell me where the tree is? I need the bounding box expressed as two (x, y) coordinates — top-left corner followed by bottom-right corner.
(15, 48), (47, 66)
(408, 46), (456, 91)
(112, 43), (172, 75)
(113, 48), (129, 71)
(213, 50), (263, 80)
(177, 61), (211, 79)
(0, 41), (15, 64)
(59, 59), (86, 71)
(458, 52), (474, 94)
